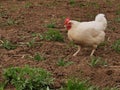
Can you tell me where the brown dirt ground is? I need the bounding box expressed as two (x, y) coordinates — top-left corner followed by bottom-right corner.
(0, 0), (120, 90)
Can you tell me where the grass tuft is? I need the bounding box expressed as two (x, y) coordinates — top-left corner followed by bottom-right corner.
(27, 38), (36, 48)
(62, 79), (99, 90)
(24, 2), (33, 8)
(69, 0), (76, 6)
(1, 40), (16, 50)
(7, 18), (17, 26)
(46, 23), (56, 28)
(33, 53), (45, 61)
(57, 58), (73, 67)
(44, 29), (64, 42)
(112, 39), (120, 53)
(3, 66), (53, 90)
(89, 56), (107, 67)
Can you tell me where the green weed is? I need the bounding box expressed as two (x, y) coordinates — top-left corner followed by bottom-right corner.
(61, 79), (119, 90)
(112, 39), (120, 53)
(1, 40), (16, 50)
(116, 10), (120, 15)
(39, 34), (44, 40)
(0, 83), (4, 90)
(89, 2), (100, 9)
(105, 0), (113, 6)
(66, 79), (87, 90)
(7, 18), (18, 26)
(3, 66), (53, 90)
(31, 33), (40, 37)
(44, 29), (64, 42)
(31, 33), (44, 40)
(33, 53), (45, 61)
(27, 38), (36, 48)
(46, 23), (56, 28)
(0, 18), (19, 27)
(62, 79), (99, 90)
(0, 11), (8, 18)
(57, 58), (73, 67)
(24, 2), (33, 8)
(89, 56), (107, 67)
(115, 17), (120, 23)
(34, 30), (64, 42)
(68, 41), (76, 47)
(69, 0), (76, 6)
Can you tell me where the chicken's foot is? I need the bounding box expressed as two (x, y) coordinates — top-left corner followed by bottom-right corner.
(73, 46), (81, 56)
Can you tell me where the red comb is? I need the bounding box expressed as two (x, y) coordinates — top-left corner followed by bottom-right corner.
(64, 17), (70, 24)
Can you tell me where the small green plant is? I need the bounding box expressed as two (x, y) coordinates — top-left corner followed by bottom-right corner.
(39, 34), (44, 40)
(89, 2), (100, 9)
(33, 53), (45, 61)
(31, 33), (44, 40)
(27, 38), (36, 47)
(62, 79), (99, 90)
(24, 2), (33, 8)
(57, 59), (66, 66)
(69, 0), (76, 6)
(89, 56), (107, 67)
(115, 17), (120, 23)
(68, 41), (76, 47)
(46, 23), (56, 28)
(0, 83), (4, 90)
(61, 79), (118, 90)
(66, 79), (87, 90)
(116, 10), (120, 15)
(7, 18), (18, 26)
(57, 58), (73, 67)
(105, 0), (113, 6)
(0, 11), (8, 18)
(44, 29), (64, 42)
(112, 39), (120, 53)
(1, 40), (16, 50)
(90, 57), (100, 67)
(31, 33), (40, 37)
(3, 66), (53, 90)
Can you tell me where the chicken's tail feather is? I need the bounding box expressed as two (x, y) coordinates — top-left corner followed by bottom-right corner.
(95, 13), (107, 30)
(95, 14), (107, 23)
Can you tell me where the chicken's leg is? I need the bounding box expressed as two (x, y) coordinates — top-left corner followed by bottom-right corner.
(73, 46), (81, 56)
(90, 49), (96, 56)
(90, 45), (97, 56)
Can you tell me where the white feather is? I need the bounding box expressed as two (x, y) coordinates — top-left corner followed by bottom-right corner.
(67, 13), (107, 47)
(65, 13), (108, 56)
(70, 14), (107, 31)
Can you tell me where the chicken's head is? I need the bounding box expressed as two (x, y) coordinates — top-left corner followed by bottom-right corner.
(64, 18), (72, 30)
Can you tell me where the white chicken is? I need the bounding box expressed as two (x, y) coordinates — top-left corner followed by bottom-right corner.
(64, 14), (107, 56)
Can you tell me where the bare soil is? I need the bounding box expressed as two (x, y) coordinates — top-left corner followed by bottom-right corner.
(0, 0), (120, 90)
